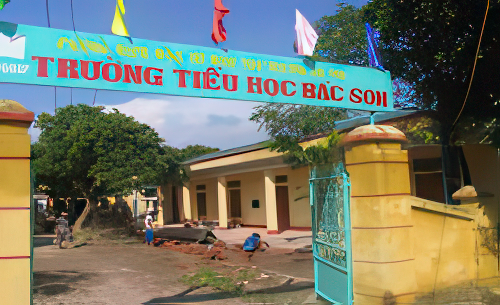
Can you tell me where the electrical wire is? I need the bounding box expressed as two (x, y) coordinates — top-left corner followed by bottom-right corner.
(450, 0), (490, 134)
(45, 0), (51, 28)
(70, 0), (76, 32)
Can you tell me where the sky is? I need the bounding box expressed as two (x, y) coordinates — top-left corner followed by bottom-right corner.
(0, 0), (367, 149)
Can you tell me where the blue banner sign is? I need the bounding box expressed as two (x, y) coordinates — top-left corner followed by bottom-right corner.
(0, 22), (393, 111)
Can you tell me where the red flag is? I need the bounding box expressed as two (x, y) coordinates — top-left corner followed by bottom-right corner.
(212, 0), (230, 44)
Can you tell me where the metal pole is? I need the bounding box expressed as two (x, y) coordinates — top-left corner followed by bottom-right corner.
(369, 112), (375, 125)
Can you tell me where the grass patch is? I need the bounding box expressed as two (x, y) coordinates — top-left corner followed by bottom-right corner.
(180, 266), (259, 295)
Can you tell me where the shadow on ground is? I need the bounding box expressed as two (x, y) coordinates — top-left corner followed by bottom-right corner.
(33, 271), (92, 296)
(33, 236), (56, 248)
(143, 280), (314, 304)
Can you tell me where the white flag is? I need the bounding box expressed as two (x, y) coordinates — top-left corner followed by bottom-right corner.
(295, 9), (318, 56)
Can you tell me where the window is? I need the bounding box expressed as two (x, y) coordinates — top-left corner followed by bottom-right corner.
(275, 175), (288, 184)
(412, 158), (445, 203)
(227, 180), (241, 188)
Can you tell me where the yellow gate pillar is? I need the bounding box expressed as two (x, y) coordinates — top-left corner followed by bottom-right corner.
(341, 125), (417, 305)
(0, 100), (35, 305)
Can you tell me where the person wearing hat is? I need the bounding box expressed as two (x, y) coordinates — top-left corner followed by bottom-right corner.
(55, 212), (70, 248)
(144, 208), (154, 245)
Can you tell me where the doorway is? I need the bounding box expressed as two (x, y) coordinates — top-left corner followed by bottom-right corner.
(275, 185), (290, 233)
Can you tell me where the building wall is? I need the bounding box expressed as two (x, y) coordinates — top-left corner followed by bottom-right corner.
(463, 145), (500, 278)
(225, 171), (267, 226)
(188, 165), (311, 228)
(161, 184), (174, 224)
(411, 198), (477, 292)
(287, 166), (311, 228)
(190, 178), (218, 221)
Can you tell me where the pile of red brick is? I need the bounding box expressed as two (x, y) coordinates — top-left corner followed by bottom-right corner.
(156, 238), (228, 260)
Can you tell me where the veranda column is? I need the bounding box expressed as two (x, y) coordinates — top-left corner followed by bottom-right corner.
(182, 183), (192, 221)
(217, 177), (228, 229)
(341, 125), (417, 305)
(0, 100), (34, 305)
(264, 170), (278, 234)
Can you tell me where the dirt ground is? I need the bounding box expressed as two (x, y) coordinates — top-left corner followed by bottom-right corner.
(33, 235), (500, 304)
(33, 236), (317, 305)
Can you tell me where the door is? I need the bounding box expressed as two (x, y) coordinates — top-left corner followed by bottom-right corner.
(229, 189), (241, 218)
(196, 192), (207, 219)
(275, 186), (290, 233)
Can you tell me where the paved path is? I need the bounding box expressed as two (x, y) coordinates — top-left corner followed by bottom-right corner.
(211, 227), (312, 249)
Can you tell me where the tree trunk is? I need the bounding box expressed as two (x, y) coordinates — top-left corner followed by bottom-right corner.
(72, 199), (90, 233)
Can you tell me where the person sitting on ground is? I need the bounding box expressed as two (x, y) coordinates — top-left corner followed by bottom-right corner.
(144, 210), (154, 245)
(243, 233), (270, 261)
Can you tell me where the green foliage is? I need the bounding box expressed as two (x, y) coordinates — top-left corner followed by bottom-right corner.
(250, 103), (345, 141)
(365, 0), (500, 140)
(32, 104), (165, 202)
(391, 116), (441, 144)
(159, 145), (219, 185)
(0, 0), (10, 10)
(282, 132), (343, 167)
(250, 103), (345, 166)
(314, 3), (369, 65)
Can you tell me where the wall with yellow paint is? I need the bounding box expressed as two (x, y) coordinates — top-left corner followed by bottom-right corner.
(343, 125), (499, 304)
(225, 171), (267, 226)
(287, 166), (311, 228)
(0, 100), (34, 305)
(189, 178), (218, 221)
(160, 184), (174, 224)
(411, 198), (477, 291)
(464, 145), (500, 278)
(344, 136), (417, 304)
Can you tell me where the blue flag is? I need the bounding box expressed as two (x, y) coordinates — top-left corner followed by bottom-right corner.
(365, 23), (384, 71)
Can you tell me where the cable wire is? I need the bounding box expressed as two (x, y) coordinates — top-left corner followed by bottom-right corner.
(45, 0), (51, 28)
(450, 0), (490, 134)
(70, 0), (76, 32)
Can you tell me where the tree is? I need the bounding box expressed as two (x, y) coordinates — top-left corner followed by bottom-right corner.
(252, 4), (372, 166)
(160, 144), (219, 185)
(32, 104), (165, 207)
(364, 0), (500, 143)
(362, 1), (500, 203)
(313, 3), (369, 66)
(0, 0), (10, 10)
(249, 103), (346, 166)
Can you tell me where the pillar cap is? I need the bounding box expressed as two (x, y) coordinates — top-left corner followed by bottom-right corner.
(340, 125), (407, 146)
(0, 99), (35, 123)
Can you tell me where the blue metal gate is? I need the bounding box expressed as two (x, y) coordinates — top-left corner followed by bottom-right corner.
(310, 163), (352, 305)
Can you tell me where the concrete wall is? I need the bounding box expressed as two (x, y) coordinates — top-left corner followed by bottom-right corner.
(411, 198), (478, 292)
(463, 145), (500, 278)
(160, 184), (174, 224)
(188, 165), (311, 228)
(190, 178), (218, 221)
(225, 171), (267, 226)
(345, 139), (417, 305)
(344, 126), (499, 304)
(287, 166), (311, 228)
(0, 100), (34, 305)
